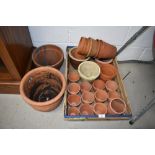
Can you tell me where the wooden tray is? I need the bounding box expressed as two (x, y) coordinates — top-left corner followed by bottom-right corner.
(64, 46), (132, 120)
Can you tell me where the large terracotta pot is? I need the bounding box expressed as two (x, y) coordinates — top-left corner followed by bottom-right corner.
(20, 67), (66, 112)
(32, 44), (64, 69)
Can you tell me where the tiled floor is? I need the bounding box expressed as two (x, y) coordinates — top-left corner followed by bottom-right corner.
(0, 61), (155, 128)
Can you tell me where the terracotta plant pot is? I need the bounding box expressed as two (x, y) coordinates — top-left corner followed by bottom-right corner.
(95, 58), (113, 66)
(82, 91), (94, 104)
(80, 81), (92, 92)
(108, 98), (126, 114)
(69, 47), (90, 69)
(89, 38), (99, 57)
(100, 64), (117, 81)
(92, 79), (105, 91)
(32, 44), (64, 69)
(68, 71), (80, 82)
(67, 94), (81, 107)
(94, 39), (102, 58)
(20, 67), (66, 112)
(80, 104), (94, 115)
(94, 103), (107, 115)
(106, 80), (118, 92)
(67, 83), (80, 95)
(95, 89), (109, 102)
(68, 107), (80, 116)
(109, 91), (121, 99)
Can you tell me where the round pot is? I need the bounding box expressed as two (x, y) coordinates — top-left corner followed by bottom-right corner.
(105, 80), (118, 92)
(82, 91), (94, 104)
(80, 81), (92, 92)
(95, 89), (109, 102)
(67, 83), (80, 95)
(99, 64), (117, 81)
(32, 44), (64, 69)
(69, 47), (90, 69)
(94, 103), (107, 115)
(67, 94), (81, 107)
(92, 79), (105, 91)
(80, 104), (94, 115)
(78, 61), (100, 81)
(109, 91), (121, 99)
(95, 58), (113, 66)
(20, 67), (66, 112)
(107, 98), (126, 114)
(68, 107), (80, 116)
(68, 71), (80, 82)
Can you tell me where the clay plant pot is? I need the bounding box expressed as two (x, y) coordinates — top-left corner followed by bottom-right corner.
(92, 79), (105, 91)
(94, 103), (107, 115)
(107, 98), (126, 114)
(95, 58), (113, 66)
(67, 94), (81, 107)
(109, 91), (121, 99)
(95, 89), (109, 102)
(89, 38), (99, 57)
(80, 104), (94, 115)
(82, 91), (94, 104)
(80, 81), (92, 92)
(67, 83), (80, 95)
(94, 39), (102, 58)
(32, 44), (64, 69)
(68, 107), (80, 116)
(105, 80), (118, 92)
(99, 64), (117, 81)
(20, 66), (66, 112)
(68, 71), (80, 82)
(69, 47), (90, 69)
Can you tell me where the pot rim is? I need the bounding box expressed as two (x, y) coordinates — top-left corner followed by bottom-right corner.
(68, 107), (80, 115)
(32, 44), (64, 68)
(81, 91), (94, 104)
(67, 94), (81, 107)
(20, 66), (66, 106)
(80, 104), (94, 115)
(92, 79), (105, 90)
(93, 102), (107, 115)
(95, 58), (113, 64)
(67, 82), (80, 95)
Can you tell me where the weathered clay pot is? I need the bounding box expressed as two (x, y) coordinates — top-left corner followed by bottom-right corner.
(20, 67), (66, 112)
(67, 83), (80, 95)
(82, 91), (94, 104)
(69, 47), (90, 69)
(68, 71), (80, 82)
(105, 80), (118, 92)
(68, 107), (80, 116)
(95, 89), (109, 102)
(109, 91), (121, 99)
(32, 44), (64, 69)
(95, 58), (113, 66)
(94, 103), (107, 115)
(67, 94), (81, 107)
(100, 64), (117, 81)
(80, 81), (92, 92)
(107, 98), (126, 114)
(80, 104), (94, 115)
(92, 79), (105, 91)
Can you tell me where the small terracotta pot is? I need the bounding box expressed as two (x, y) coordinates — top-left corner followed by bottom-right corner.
(106, 80), (118, 92)
(99, 64), (117, 81)
(89, 38), (99, 57)
(68, 107), (80, 116)
(67, 94), (81, 107)
(80, 81), (92, 92)
(109, 91), (121, 99)
(107, 98), (126, 114)
(68, 71), (80, 82)
(77, 37), (87, 54)
(95, 89), (109, 102)
(94, 40), (102, 58)
(86, 38), (93, 57)
(94, 103), (107, 115)
(95, 58), (113, 66)
(82, 91), (94, 104)
(32, 44), (64, 69)
(80, 104), (94, 115)
(92, 79), (105, 91)
(67, 83), (80, 95)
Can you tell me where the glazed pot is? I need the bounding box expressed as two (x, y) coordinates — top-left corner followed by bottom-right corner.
(109, 91), (121, 99)
(69, 47), (90, 69)
(107, 98), (126, 114)
(68, 107), (80, 116)
(67, 83), (80, 95)
(32, 44), (64, 69)
(80, 104), (94, 115)
(105, 80), (118, 92)
(92, 79), (105, 91)
(100, 64), (117, 81)
(94, 103), (107, 115)
(68, 71), (80, 82)
(20, 67), (66, 112)
(80, 81), (92, 92)
(95, 89), (109, 102)
(67, 94), (81, 107)
(82, 91), (94, 104)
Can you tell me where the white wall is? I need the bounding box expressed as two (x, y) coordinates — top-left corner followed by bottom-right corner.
(29, 26), (155, 61)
